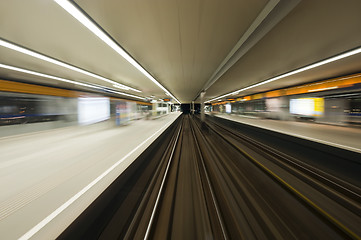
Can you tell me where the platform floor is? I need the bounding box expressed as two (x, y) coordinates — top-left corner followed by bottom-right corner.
(0, 112), (181, 240)
(210, 113), (361, 154)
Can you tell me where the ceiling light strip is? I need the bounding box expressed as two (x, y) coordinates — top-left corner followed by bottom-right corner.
(0, 38), (141, 92)
(54, 0), (181, 104)
(206, 46), (361, 103)
(0, 63), (146, 100)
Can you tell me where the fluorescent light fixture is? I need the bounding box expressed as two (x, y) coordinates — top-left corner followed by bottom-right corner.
(0, 38), (141, 92)
(113, 84), (129, 91)
(0, 63), (146, 100)
(54, 0), (181, 104)
(308, 86), (338, 92)
(206, 46), (361, 103)
(105, 89), (145, 100)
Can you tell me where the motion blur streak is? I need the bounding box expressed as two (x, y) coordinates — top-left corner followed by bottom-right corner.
(0, 38), (139, 92)
(53, 0), (181, 104)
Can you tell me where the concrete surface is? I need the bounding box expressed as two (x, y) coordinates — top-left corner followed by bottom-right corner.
(211, 113), (361, 153)
(0, 112), (181, 239)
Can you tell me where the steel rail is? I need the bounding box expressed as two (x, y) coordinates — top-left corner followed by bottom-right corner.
(189, 117), (228, 240)
(208, 117), (361, 207)
(143, 123), (182, 240)
(204, 118), (360, 240)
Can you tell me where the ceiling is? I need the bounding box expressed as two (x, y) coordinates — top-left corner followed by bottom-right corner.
(0, 0), (361, 103)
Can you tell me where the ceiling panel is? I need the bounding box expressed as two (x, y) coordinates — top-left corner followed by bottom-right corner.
(74, 0), (269, 102)
(0, 0), (159, 98)
(0, 0), (360, 103)
(205, 0), (361, 101)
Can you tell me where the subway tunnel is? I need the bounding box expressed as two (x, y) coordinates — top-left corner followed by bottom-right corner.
(0, 0), (361, 239)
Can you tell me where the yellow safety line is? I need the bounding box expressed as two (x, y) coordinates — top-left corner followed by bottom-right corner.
(230, 141), (360, 240)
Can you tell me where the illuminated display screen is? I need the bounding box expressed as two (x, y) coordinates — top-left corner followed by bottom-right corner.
(78, 97), (110, 125)
(290, 98), (324, 116)
(225, 103), (231, 113)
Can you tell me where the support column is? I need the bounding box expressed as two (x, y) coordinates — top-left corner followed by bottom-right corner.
(200, 91), (205, 122)
(191, 101), (194, 115)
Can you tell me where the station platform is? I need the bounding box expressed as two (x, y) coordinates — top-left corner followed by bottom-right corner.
(0, 112), (181, 239)
(209, 113), (361, 154)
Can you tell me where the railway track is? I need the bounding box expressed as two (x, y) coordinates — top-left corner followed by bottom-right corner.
(59, 114), (361, 239)
(203, 115), (361, 239)
(121, 115), (227, 239)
